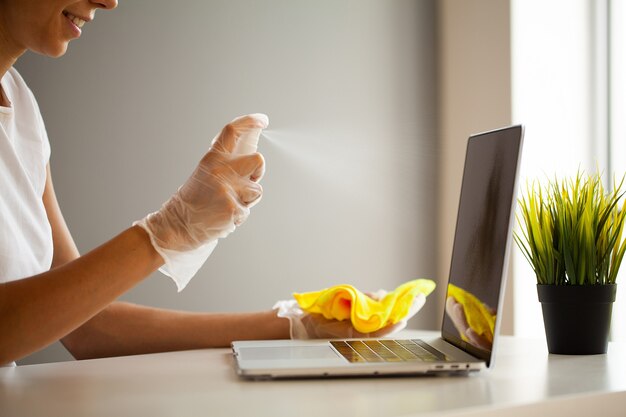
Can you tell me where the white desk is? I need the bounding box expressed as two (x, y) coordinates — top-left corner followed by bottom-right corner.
(2, 330), (626, 417)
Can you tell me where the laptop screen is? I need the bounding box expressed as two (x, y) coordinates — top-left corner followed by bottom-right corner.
(441, 125), (523, 367)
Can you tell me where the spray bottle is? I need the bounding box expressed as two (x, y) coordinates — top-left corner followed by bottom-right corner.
(233, 113), (269, 155)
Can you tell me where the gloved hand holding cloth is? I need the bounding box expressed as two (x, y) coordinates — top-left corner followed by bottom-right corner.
(135, 114), (268, 291)
(275, 279), (436, 339)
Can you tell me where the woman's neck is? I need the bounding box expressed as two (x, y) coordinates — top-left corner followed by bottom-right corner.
(0, 23), (25, 90)
(0, 85), (10, 108)
(0, 46), (18, 107)
(0, 40), (22, 108)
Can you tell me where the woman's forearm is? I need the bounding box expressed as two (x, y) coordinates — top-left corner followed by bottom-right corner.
(0, 226), (163, 365)
(62, 302), (290, 360)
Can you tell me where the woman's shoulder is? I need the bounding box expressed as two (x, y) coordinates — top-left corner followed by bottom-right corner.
(4, 67), (30, 93)
(4, 67), (42, 109)
(4, 67), (44, 120)
(3, 67), (50, 158)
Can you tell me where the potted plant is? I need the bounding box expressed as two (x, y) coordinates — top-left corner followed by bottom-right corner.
(515, 171), (626, 354)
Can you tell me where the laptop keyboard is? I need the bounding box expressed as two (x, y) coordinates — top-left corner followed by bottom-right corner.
(330, 339), (449, 363)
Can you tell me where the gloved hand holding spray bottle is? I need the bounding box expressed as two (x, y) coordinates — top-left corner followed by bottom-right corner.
(135, 114), (269, 291)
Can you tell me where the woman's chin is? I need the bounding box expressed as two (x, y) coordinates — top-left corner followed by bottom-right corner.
(35, 42), (70, 58)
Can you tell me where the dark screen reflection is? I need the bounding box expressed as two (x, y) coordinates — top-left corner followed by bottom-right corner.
(441, 126), (522, 363)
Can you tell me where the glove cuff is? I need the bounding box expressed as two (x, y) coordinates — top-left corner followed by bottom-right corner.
(273, 300), (309, 340)
(134, 218), (218, 292)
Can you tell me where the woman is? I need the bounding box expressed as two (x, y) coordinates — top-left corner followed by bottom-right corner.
(0, 0), (397, 366)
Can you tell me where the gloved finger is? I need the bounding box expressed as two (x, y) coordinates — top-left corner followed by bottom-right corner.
(233, 204), (251, 227)
(208, 123), (238, 156)
(405, 293), (426, 320)
(250, 154), (265, 182)
(230, 153), (265, 180)
(210, 114), (269, 155)
(238, 181), (263, 207)
(233, 113), (269, 130)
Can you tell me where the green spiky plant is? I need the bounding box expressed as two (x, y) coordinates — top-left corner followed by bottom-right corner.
(515, 171), (626, 285)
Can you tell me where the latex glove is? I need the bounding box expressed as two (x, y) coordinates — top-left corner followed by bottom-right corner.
(135, 114), (268, 291)
(274, 294), (426, 339)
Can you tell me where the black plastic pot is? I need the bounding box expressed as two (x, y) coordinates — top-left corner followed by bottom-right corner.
(537, 284), (617, 354)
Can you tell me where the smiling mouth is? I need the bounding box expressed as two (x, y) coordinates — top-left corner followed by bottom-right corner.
(63, 11), (87, 28)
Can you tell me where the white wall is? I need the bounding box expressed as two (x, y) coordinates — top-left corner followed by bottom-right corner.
(16, 0), (438, 364)
(437, 0), (514, 334)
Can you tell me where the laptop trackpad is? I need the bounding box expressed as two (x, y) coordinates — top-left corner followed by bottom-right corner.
(238, 346), (338, 361)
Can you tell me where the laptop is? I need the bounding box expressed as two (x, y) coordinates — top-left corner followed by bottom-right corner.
(232, 125), (524, 379)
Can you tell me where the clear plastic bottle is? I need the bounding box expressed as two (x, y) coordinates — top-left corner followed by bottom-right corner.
(234, 127), (263, 155)
(233, 113), (268, 155)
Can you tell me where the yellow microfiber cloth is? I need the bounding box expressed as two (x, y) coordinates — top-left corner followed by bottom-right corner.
(447, 283), (496, 343)
(293, 279), (436, 334)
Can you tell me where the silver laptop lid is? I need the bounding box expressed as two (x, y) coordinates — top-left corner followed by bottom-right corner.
(441, 125), (524, 368)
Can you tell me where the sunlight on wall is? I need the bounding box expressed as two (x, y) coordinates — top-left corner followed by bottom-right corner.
(511, 0), (595, 338)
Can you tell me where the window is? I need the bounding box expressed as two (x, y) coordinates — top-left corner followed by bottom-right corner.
(609, 0), (626, 341)
(511, 0), (618, 339)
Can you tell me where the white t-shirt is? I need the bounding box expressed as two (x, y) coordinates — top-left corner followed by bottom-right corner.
(0, 68), (53, 367)
(0, 68), (53, 283)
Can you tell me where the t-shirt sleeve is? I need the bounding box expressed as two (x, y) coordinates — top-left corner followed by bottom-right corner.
(8, 67), (51, 164)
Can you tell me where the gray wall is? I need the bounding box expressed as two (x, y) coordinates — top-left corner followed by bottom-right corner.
(16, 0), (438, 364)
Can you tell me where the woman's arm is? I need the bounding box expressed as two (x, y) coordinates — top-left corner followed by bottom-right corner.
(42, 164), (287, 360)
(0, 227), (162, 364)
(0, 114), (283, 364)
(62, 304), (289, 359)
(0, 164), (162, 364)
